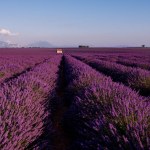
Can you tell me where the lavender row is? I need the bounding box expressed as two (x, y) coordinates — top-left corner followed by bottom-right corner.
(0, 55), (61, 149)
(0, 55), (50, 83)
(76, 52), (150, 65)
(73, 55), (150, 96)
(63, 55), (149, 150)
(92, 54), (150, 71)
(116, 59), (150, 71)
(94, 53), (150, 64)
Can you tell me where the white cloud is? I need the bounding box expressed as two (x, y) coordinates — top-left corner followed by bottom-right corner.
(0, 28), (19, 36)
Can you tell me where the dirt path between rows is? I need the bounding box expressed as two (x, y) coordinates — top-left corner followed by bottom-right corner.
(51, 55), (72, 150)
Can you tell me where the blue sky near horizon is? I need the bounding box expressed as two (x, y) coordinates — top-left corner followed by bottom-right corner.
(0, 0), (150, 47)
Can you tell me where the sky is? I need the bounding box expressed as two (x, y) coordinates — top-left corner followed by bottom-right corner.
(0, 0), (150, 47)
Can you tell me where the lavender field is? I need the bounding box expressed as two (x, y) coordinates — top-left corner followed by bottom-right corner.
(0, 48), (150, 150)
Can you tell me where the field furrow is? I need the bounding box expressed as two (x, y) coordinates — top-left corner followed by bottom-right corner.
(50, 56), (73, 150)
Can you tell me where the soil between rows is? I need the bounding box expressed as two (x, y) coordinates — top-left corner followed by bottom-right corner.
(51, 55), (72, 150)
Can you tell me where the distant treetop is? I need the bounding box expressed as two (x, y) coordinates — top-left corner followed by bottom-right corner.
(78, 45), (89, 48)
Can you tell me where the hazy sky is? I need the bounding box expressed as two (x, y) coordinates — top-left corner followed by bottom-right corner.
(0, 0), (150, 47)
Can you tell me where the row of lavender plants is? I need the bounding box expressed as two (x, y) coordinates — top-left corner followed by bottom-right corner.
(63, 55), (149, 150)
(76, 52), (150, 70)
(116, 59), (150, 71)
(0, 55), (50, 83)
(73, 55), (150, 96)
(0, 55), (61, 149)
(92, 54), (150, 71)
(93, 53), (150, 64)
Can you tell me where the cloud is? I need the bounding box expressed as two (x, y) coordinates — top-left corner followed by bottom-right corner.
(0, 28), (19, 36)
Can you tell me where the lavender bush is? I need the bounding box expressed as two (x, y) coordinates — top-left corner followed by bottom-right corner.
(74, 55), (150, 96)
(0, 55), (61, 149)
(0, 55), (50, 83)
(63, 55), (150, 150)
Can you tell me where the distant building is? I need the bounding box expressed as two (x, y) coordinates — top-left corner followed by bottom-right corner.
(56, 49), (63, 54)
(142, 45), (145, 48)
